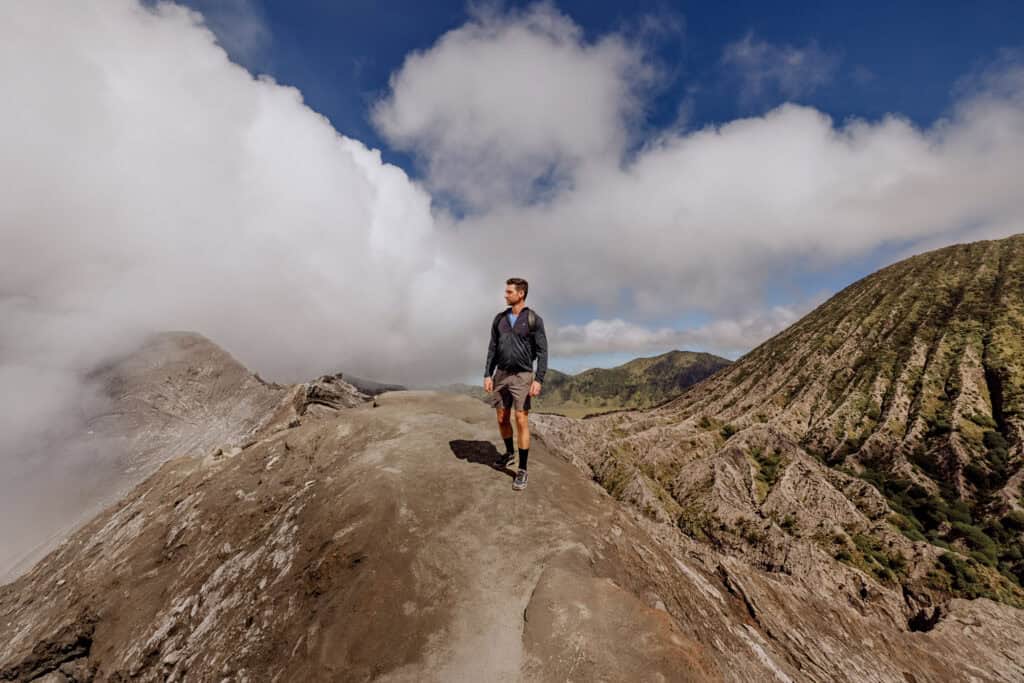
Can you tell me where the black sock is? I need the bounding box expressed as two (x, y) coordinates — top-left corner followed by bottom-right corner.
(518, 447), (529, 470)
(503, 436), (515, 454)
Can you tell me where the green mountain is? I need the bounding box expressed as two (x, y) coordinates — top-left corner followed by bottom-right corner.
(439, 350), (731, 418)
(534, 233), (1024, 610)
(535, 350), (732, 417)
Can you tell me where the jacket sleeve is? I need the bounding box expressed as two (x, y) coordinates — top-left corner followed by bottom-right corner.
(532, 316), (548, 383)
(484, 315), (499, 378)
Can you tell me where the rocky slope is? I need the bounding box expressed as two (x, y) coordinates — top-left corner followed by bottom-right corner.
(1, 331), (289, 584)
(441, 349), (730, 418)
(3, 386), (1023, 682)
(533, 233), (1024, 617)
(339, 373), (407, 396)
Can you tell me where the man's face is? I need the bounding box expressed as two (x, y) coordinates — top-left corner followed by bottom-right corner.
(504, 285), (523, 305)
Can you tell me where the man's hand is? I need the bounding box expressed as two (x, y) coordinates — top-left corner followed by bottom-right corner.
(529, 380), (542, 397)
(484, 377), (493, 393)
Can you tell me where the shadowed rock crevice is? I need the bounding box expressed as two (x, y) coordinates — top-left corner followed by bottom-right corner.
(907, 604), (945, 632)
(0, 612), (96, 682)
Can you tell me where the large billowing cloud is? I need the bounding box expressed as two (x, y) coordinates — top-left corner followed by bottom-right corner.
(0, 0), (494, 543)
(1, 0), (492, 393)
(376, 6), (1024, 337)
(372, 2), (654, 209)
(552, 297), (826, 358)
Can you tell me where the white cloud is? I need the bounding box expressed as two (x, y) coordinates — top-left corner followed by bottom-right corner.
(0, 1), (500, 468)
(551, 296), (824, 357)
(721, 31), (839, 102)
(430, 51), (1024, 325)
(372, 2), (655, 209)
(373, 7), (1024, 333)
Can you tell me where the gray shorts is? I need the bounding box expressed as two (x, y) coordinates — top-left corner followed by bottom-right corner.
(489, 368), (533, 412)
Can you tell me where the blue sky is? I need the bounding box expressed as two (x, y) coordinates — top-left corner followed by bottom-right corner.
(199, 0), (1024, 148)
(175, 0), (1024, 377)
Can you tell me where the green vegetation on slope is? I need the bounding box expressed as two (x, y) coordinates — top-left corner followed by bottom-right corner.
(591, 234), (1024, 607)
(535, 350), (731, 418)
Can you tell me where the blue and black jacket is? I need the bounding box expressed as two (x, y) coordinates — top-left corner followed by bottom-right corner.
(484, 306), (548, 382)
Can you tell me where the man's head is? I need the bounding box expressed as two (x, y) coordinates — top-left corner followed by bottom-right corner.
(504, 277), (528, 305)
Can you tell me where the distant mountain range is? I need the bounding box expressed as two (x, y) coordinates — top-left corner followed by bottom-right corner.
(440, 349), (731, 418)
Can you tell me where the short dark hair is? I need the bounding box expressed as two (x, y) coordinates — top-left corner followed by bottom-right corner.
(507, 277), (528, 300)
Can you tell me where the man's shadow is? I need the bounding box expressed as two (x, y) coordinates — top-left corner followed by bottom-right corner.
(449, 440), (515, 479)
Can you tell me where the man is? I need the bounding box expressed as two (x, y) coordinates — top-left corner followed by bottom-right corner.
(484, 277), (548, 491)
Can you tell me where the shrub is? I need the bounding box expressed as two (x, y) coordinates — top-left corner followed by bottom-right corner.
(889, 513), (926, 542)
(950, 522), (998, 565)
(984, 430), (1009, 452)
(872, 565), (896, 582)
(1003, 510), (1024, 531)
(938, 553), (982, 595)
(970, 550), (996, 567)
(721, 423), (738, 439)
(964, 462), (991, 489)
(735, 516), (766, 543)
(968, 413), (998, 429)
(751, 447), (784, 490)
(926, 415), (952, 436)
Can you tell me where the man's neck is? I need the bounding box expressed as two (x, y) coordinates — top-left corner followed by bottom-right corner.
(509, 302), (526, 315)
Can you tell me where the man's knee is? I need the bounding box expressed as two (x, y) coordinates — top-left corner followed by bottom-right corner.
(514, 409), (529, 424)
(496, 408), (511, 425)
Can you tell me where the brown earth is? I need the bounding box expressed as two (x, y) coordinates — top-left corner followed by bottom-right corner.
(2, 381), (1022, 681)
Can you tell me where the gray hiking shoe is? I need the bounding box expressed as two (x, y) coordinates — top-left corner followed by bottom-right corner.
(494, 451), (515, 469)
(512, 468), (528, 491)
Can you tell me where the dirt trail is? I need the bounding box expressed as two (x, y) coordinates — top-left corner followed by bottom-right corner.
(346, 390), (714, 681)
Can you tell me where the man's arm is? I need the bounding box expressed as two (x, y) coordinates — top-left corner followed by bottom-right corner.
(484, 315), (499, 378)
(533, 316), (548, 383)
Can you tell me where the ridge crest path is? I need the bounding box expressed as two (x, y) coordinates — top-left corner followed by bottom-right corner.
(0, 390), (719, 682)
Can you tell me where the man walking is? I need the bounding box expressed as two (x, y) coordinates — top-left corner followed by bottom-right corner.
(484, 277), (548, 491)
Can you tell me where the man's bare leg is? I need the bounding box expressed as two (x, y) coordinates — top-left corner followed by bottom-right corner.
(496, 407), (512, 439)
(493, 407), (516, 469)
(513, 409), (529, 450)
